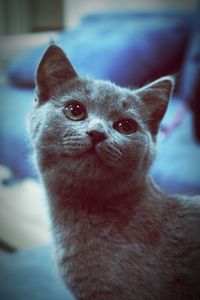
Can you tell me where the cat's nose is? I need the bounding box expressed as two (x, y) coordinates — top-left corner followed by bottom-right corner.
(87, 130), (107, 144)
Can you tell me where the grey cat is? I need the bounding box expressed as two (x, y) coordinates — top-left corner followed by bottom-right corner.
(28, 45), (200, 300)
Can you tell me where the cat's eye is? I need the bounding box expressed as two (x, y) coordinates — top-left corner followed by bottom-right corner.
(63, 101), (86, 121)
(113, 118), (138, 135)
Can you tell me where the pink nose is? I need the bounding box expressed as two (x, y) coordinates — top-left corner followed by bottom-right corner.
(86, 130), (107, 144)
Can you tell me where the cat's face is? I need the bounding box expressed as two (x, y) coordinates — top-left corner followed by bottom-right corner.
(28, 45), (174, 186)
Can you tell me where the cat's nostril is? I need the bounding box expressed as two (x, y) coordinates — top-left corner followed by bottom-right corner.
(87, 130), (107, 144)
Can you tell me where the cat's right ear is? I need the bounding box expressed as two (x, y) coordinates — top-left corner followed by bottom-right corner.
(35, 45), (78, 102)
(136, 76), (175, 136)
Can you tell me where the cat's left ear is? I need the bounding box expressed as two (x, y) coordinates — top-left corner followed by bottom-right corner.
(35, 44), (78, 102)
(136, 76), (175, 136)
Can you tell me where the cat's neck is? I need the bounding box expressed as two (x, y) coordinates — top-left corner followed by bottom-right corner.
(46, 175), (166, 244)
(45, 173), (160, 217)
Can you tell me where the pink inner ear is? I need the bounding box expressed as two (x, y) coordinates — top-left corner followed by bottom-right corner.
(136, 76), (174, 136)
(36, 45), (78, 101)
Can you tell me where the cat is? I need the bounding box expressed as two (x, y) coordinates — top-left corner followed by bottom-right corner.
(28, 45), (200, 300)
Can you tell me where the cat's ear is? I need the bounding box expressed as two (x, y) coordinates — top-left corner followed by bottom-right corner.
(35, 44), (78, 102)
(136, 76), (175, 136)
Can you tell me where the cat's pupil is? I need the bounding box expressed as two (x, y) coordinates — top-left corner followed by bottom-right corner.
(113, 118), (138, 135)
(63, 102), (85, 121)
(70, 104), (82, 116)
(120, 120), (131, 131)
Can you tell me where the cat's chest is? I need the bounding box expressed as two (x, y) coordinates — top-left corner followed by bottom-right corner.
(53, 204), (163, 265)
(55, 214), (118, 265)
(54, 216), (122, 291)
(53, 213), (165, 299)
(54, 212), (159, 272)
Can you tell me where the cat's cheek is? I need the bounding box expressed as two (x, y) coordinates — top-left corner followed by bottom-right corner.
(62, 139), (91, 156)
(119, 140), (150, 175)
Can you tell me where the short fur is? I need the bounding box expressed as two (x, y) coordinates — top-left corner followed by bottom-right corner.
(28, 45), (200, 300)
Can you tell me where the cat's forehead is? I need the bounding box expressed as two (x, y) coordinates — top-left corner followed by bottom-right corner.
(62, 78), (138, 110)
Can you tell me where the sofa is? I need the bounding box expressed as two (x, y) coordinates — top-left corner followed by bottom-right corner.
(0, 10), (200, 299)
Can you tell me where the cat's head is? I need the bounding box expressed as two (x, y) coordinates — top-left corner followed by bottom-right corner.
(28, 45), (174, 188)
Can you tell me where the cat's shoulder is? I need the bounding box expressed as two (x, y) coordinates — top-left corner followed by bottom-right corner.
(164, 193), (200, 230)
(157, 193), (200, 253)
(165, 193), (200, 214)
(174, 194), (200, 210)
(149, 180), (200, 213)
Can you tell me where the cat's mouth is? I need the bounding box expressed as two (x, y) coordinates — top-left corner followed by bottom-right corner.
(65, 142), (113, 170)
(85, 145), (103, 161)
(74, 144), (109, 167)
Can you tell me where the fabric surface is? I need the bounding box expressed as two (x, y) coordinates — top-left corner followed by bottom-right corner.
(0, 84), (35, 179)
(0, 246), (74, 300)
(151, 100), (200, 195)
(7, 11), (192, 89)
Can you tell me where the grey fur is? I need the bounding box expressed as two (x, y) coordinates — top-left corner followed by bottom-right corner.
(28, 45), (200, 300)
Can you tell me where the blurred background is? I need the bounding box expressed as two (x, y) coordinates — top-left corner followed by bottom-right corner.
(0, 0), (198, 57)
(0, 0), (198, 34)
(0, 1), (200, 299)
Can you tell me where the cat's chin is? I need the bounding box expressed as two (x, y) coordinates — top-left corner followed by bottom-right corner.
(72, 147), (109, 167)
(66, 144), (136, 178)
(66, 146), (116, 175)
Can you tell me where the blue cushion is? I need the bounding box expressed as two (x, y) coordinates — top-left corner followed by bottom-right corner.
(0, 246), (75, 300)
(0, 84), (35, 179)
(7, 11), (192, 88)
(151, 102), (200, 195)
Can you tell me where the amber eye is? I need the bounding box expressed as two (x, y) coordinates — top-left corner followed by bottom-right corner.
(63, 102), (86, 121)
(113, 118), (138, 135)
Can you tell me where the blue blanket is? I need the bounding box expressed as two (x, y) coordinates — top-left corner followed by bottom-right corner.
(0, 246), (74, 300)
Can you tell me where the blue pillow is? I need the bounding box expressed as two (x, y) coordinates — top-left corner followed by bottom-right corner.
(0, 246), (75, 300)
(7, 11), (192, 88)
(0, 84), (36, 179)
(151, 104), (200, 196)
